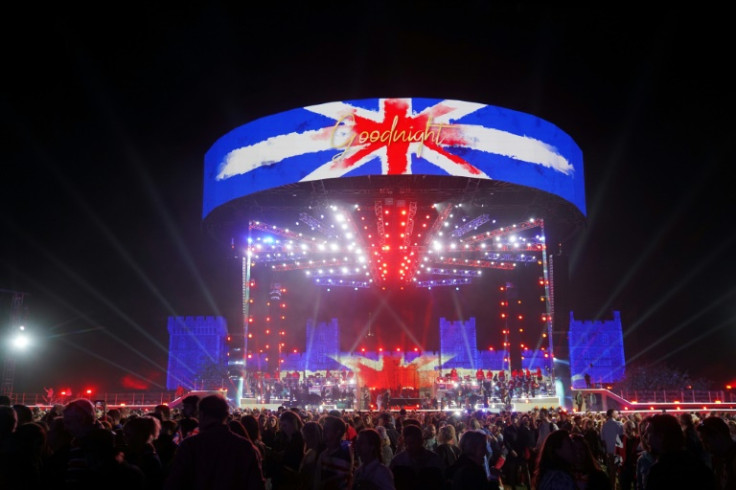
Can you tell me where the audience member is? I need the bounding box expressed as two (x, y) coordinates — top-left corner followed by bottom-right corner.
(532, 429), (576, 490)
(645, 413), (716, 490)
(390, 423), (443, 490)
(314, 415), (354, 489)
(164, 394), (265, 490)
(353, 428), (396, 490)
(696, 416), (736, 490)
(600, 409), (623, 488)
(445, 430), (502, 489)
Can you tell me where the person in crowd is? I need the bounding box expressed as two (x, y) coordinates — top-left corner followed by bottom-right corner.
(329, 410), (357, 443)
(390, 423), (443, 490)
(376, 425), (394, 466)
(680, 412), (709, 466)
(696, 415), (736, 490)
(600, 409), (623, 488)
(0, 405), (18, 470)
(645, 413), (716, 490)
(434, 423), (461, 473)
(152, 404), (171, 423)
(581, 417), (604, 464)
(4, 418), (49, 488)
(57, 398), (147, 488)
(445, 429), (502, 490)
(569, 432), (610, 490)
(314, 415), (353, 490)
(164, 394), (265, 490)
(13, 403), (34, 425)
(557, 410), (573, 432)
(536, 408), (558, 452)
(617, 419), (639, 490)
(78, 427), (147, 489)
(268, 409), (305, 489)
(575, 391), (585, 412)
(174, 395), (200, 444)
(123, 415), (164, 490)
(352, 414), (365, 434)
(154, 418), (178, 478)
(487, 421), (507, 472)
(30, 420), (54, 474)
(353, 428), (396, 490)
(532, 429), (576, 490)
(635, 416), (655, 490)
(177, 395), (198, 426)
(262, 413), (279, 448)
(61, 398), (106, 484)
(362, 412), (375, 430)
(503, 413), (534, 490)
(422, 423), (438, 451)
(242, 414), (269, 461)
(300, 420), (324, 488)
(228, 418), (249, 438)
(377, 412), (400, 452)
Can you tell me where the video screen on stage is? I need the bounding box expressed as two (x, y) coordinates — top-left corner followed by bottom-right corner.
(203, 98), (585, 219)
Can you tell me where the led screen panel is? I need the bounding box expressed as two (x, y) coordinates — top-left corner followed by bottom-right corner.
(204, 98), (585, 219)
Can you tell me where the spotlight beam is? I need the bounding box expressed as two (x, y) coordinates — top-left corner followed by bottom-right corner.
(623, 234), (736, 338)
(626, 287), (736, 364)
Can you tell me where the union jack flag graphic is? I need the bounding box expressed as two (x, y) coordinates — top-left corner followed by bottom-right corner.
(203, 98), (584, 218)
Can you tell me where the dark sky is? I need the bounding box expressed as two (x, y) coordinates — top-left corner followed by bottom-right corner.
(2, 5), (734, 393)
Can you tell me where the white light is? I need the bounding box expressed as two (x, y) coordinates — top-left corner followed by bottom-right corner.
(11, 333), (30, 350)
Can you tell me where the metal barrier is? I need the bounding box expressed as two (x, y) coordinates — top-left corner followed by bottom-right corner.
(6, 392), (179, 408)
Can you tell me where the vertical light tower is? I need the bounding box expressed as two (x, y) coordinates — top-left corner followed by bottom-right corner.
(1, 291), (27, 398)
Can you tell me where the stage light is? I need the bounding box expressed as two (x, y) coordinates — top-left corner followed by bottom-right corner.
(10, 327), (30, 350)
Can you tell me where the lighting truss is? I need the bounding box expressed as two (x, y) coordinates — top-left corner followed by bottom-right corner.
(246, 203), (545, 289)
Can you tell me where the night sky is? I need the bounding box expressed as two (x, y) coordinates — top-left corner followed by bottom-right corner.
(2, 5), (734, 394)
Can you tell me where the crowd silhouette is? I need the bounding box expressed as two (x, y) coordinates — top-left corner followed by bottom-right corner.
(0, 392), (734, 489)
